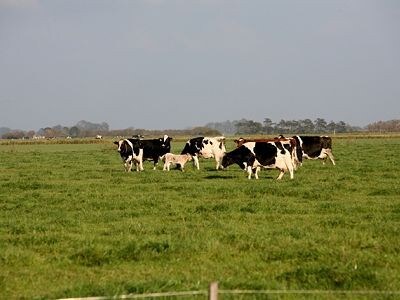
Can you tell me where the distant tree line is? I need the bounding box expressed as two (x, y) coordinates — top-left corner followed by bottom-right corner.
(1, 118), (400, 139)
(366, 119), (400, 132)
(206, 118), (364, 135)
(0, 121), (220, 139)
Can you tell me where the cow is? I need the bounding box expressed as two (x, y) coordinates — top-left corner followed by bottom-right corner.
(161, 153), (192, 171)
(134, 135), (173, 170)
(113, 139), (144, 172)
(181, 136), (226, 170)
(114, 135), (173, 171)
(222, 141), (295, 180)
(278, 135), (335, 165)
(234, 137), (302, 170)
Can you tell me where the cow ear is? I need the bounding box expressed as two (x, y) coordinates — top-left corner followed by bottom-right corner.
(113, 141), (119, 145)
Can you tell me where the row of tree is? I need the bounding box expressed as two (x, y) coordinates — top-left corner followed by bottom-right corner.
(206, 118), (362, 135)
(1, 119), (399, 139)
(366, 119), (400, 132)
(0, 120), (221, 139)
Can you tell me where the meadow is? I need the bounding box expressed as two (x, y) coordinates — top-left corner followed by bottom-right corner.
(0, 136), (400, 299)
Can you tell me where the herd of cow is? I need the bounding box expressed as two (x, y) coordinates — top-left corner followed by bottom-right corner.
(113, 134), (336, 180)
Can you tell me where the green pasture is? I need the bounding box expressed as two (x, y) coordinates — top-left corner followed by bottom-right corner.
(0, 137), (399, 299)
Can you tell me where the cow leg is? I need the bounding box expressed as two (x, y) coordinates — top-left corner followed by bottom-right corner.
(285, 155), (294, 179)
(125, 156), (133, 172)
(254, 167), (260, 179)
(215, 157), (220, 170)
(246, 166), (253, 179)
(318, 149), (332, 165)
(153, 158), (158, 170)
(138, 160), (144, 171)
(276, 169), (285, 180)
(215, 155), (223, 170)
(127, 161), (133, 172)
(326, 149), (336, 165)
(193, 155), (200, 170)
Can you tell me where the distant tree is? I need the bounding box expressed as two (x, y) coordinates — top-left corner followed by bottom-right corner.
(26, 130), (35, 138)
(335, 121), (348, 133)
(235, 119), (263, 135)
(2, 130), (25, 139)
(43, 127), (55, 138)
(326, 121), (336, 133)
(314, 118), (327, 133)
(276, 119), (289, 134)
(263, 118), (275, 134)
(300, 119), (314, 133)
(69, 126), (80, 138)
(367, 119), (400, 132)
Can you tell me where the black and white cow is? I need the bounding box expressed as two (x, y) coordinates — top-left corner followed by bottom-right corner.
(222, 141), (295, 180)
(139, 135), (173, 169)
(279, 135), (335, 165)
(181, 136), (226, 170)
(114, 135), (172, 171)
(114, 139), (144, 172)
(234, 137), (302, 170)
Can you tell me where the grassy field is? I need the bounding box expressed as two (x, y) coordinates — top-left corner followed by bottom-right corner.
(1, 137), (400, 299)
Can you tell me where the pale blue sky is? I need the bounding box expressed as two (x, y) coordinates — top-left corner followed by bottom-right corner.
(1, 0), (399, 130)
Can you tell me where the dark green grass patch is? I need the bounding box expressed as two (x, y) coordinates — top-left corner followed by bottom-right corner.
(1, 138), (400, 299)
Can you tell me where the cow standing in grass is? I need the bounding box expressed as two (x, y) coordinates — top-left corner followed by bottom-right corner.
(114, 139), (144, 172)
(222, 141), (295, 180)
(234, 136), (301, 170)
(278, 135), (336, 165)
(114, 135), (173, 171)
(138, 135), (173, 169)
(181, 136), (226, 170)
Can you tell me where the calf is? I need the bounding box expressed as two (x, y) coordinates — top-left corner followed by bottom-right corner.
(161, 153), (192, 171)
(114, 139), (144, 172)
(134, 135), (173, 169)
(279, 135), (335, 165)
(222, 141), (294, 180)
(181, 136), (226, 170)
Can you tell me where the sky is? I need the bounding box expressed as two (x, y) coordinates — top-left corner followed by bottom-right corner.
(1, 0), (399, 130)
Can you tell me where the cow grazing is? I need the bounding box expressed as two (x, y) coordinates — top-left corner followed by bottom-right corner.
(234, 137), (302, 169)
(161, 153), (192, 171)
(222, 141), (295, 180)
(135, 135), (173, 169)
(279, 135), (335, 165)
(181, 136), (226, 170)
(114, 139), (144, 172)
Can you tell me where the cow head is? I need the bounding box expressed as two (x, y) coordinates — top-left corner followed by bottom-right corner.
(114, 140), (124, 152)
(221, 154), (233, 168)
(233, 137), (246, 148)
(159, 135), (172, 152)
